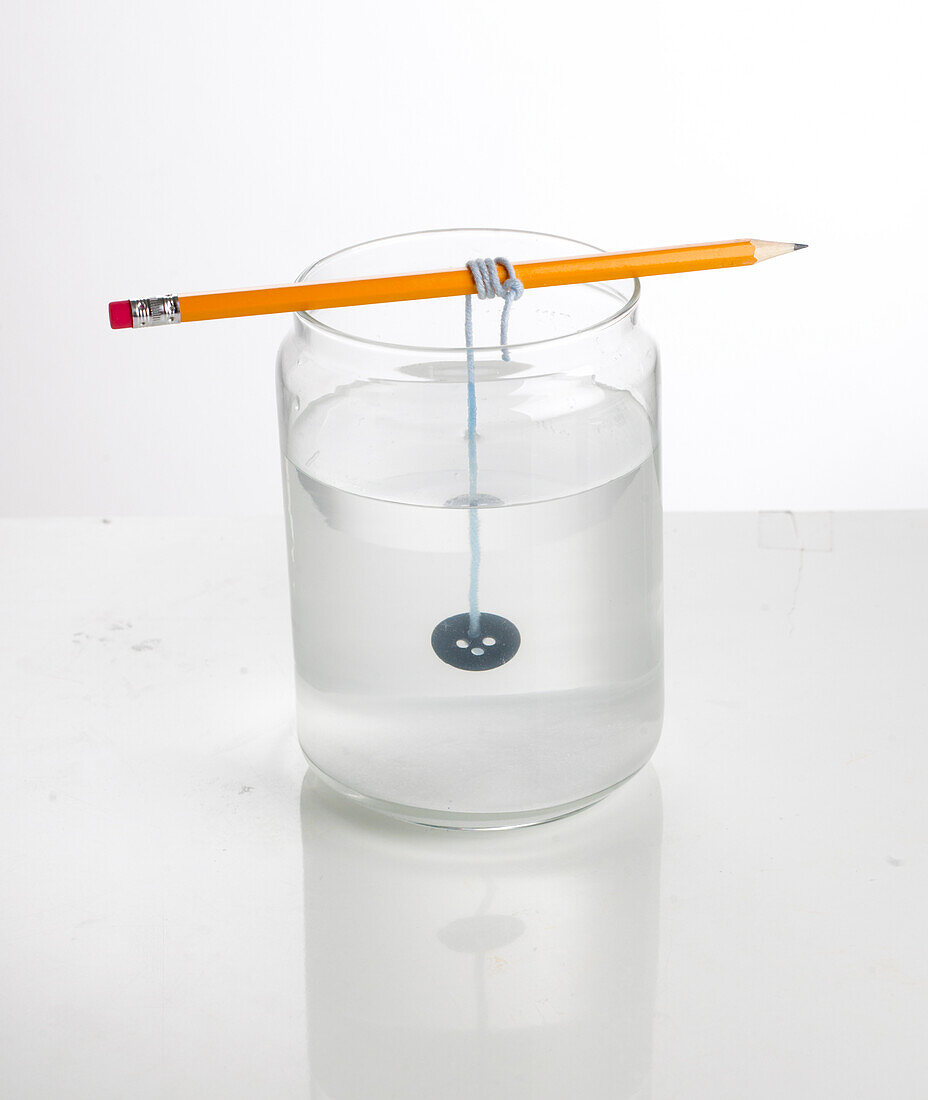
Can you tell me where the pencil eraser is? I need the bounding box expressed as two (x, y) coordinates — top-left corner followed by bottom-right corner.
(108, 300), (132, 329)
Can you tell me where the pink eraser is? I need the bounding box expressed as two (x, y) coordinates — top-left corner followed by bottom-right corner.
(108, 300), (132, 329)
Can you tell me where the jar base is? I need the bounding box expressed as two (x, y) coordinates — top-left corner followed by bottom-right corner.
(301, 751), (647, 830)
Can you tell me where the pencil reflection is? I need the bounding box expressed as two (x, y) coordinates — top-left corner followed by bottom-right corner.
(301, 767), (662, 1100)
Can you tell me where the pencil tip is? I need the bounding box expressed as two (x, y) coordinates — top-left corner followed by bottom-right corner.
(751, 240), (806, 262)
(793, 243), (808, 251)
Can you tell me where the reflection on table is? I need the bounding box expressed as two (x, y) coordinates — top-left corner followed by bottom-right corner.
(302, 766), (662, 1099)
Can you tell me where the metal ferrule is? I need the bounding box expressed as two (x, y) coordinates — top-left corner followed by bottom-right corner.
(130, 295), (181, 328)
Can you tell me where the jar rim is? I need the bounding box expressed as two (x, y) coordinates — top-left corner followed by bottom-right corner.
(294, 228), (640, 354)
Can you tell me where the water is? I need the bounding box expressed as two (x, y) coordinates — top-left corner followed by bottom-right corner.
(283, 389), (662, 820)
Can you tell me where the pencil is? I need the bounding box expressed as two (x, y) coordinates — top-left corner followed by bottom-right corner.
(108, 239), (807, 329)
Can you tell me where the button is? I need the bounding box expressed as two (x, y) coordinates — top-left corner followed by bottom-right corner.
(431, 612), (521, 671)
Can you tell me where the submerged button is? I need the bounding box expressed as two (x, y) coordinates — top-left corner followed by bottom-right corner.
(431, 612), (521, 671)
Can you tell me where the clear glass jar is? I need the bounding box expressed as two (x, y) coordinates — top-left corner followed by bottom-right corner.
(277, 229), (662, 828)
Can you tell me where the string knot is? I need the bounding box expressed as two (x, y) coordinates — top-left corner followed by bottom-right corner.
(502, 272), (524, 301)
(465, 255), (523, 366)
(466, 257), (524, 303)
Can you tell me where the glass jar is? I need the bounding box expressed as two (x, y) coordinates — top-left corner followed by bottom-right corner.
(277, 229), (662, 828)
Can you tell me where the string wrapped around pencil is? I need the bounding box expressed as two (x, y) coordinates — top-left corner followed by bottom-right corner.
(108, 238), (807, 329)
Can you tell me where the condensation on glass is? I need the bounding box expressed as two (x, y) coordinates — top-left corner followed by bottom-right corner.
(277, 229), (663, 828)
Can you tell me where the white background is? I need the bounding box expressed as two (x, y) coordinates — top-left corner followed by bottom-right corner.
(1, 0), (924, 516)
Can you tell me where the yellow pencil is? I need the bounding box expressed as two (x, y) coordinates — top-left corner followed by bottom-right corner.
(108, 239), (806, 329)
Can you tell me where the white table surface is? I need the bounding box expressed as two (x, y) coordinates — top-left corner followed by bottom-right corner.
(1, 512), (925, 1099)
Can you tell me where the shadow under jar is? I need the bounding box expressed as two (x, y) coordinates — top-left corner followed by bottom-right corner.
(277, 229), (663, 828)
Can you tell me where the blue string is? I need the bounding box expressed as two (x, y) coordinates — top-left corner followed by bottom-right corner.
(463, 258), (524, 639)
